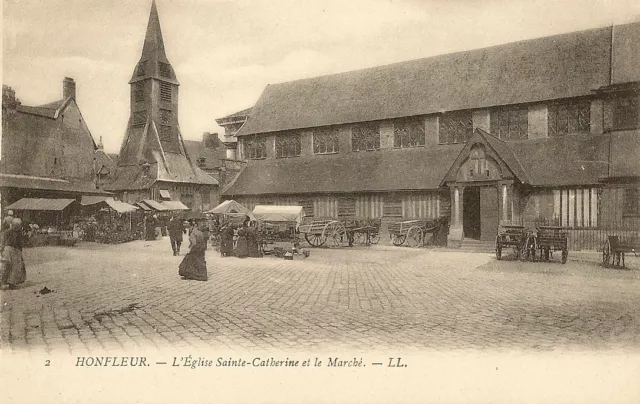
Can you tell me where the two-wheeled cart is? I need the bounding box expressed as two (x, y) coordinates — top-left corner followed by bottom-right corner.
(299, 220), (347, 248)
(602, 235), (640, 268)
(535, 225), (568, 264)
(388, 218), (441, 247)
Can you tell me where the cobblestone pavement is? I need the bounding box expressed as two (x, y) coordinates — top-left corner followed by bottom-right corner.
(1, 239), (639, 354)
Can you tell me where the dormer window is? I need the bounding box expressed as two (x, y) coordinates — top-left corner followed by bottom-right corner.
(196, 157), (206, 167)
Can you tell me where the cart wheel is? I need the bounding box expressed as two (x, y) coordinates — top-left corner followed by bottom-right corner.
(602, 240), (610, 267)
(323, 221), (345, 248)
(392, 234), (406, 246)
(370, 233), (380, 244)
(561, 248), (568, 264)
(305, 233), (324, 247)
(406, 226), (423, 248)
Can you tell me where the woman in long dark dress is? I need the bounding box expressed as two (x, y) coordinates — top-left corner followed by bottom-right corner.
(1, 218), (27, 289)
(219, 224), (234, 257)
(245, 226), (263, 258)
(178, 221), (207, 281)
(235, 226), (249, 258)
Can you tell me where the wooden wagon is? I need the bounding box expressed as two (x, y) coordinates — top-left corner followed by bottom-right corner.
(535, 226), (568, 264)
(388, 218), (441, 247)
(345, 218), (382, 245)
(495, 225), (527, 260)
(602, 235), (639, 268)
(299, 220), (347, 247)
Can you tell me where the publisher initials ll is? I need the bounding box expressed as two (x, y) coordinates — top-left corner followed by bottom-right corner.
(388, 357), (405, 367)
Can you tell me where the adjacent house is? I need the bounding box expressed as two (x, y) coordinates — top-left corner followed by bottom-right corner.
(220, 22), (640, 250)
(1, 79), (110, 214)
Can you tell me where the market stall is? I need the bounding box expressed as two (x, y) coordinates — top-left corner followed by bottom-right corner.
(252, 205), (305, 256)
(78, 196), (140, 243)
(5, 197), (78, 246)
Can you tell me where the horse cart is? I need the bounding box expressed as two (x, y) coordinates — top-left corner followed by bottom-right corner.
(602, 235), (640, 268)
(495, 225), (527, 260)
(495, 225), (568, 263)
(299, 220), (346, 247)
(388, 218), (443, 247)
(535, 226), (568, 264)
(343, 218), (382, 246)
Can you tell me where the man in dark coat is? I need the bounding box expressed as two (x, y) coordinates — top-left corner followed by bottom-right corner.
(168, 216), (184, 256)
(145, 214), (157, 241)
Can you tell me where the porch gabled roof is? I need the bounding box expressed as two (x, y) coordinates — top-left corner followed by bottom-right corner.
(441, 129), (531, 186)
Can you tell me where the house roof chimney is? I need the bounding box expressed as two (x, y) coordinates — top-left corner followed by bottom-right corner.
(63, 77), (76, 100)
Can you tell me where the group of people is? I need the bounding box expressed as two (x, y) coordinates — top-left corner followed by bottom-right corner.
(219, 216), (262, 259)
(0, 210), (27, 289)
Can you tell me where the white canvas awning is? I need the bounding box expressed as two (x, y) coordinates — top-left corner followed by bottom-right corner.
(252, 205), (305, 224)
(206, 199), (255, 220)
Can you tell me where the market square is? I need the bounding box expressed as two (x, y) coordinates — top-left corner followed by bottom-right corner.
(1, 236), (639, 354)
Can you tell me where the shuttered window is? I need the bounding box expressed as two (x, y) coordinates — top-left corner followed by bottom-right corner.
(159, 82), (172, 102)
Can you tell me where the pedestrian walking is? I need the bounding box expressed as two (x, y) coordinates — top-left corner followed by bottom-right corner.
(168, 215), (183, 255)
(178, 221), (208, 281)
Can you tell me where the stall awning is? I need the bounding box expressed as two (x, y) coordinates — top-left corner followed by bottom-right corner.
(206, 199), (255, 220)
(160, 200), (189, 211)
(105, 200), (138, 213)
(141, 199), (168, 211)
(253, 205), (305, 224)
(135, 202), (152, 211)
(6, 198), (75, 211)
(159, 190), (171, 199)
(80, 195), (112, 206)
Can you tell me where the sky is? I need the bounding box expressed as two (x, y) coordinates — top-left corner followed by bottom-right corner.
(2, 0), (640, 154)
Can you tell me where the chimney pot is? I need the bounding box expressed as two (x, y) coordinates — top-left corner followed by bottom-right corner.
(63, 77), (76, 100)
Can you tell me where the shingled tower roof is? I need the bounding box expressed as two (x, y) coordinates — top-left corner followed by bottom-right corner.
(129, 0), (178, 85)
(108, 0), (216, 191)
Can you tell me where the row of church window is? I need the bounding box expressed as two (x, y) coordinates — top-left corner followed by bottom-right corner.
(242, 95), (639, 158)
